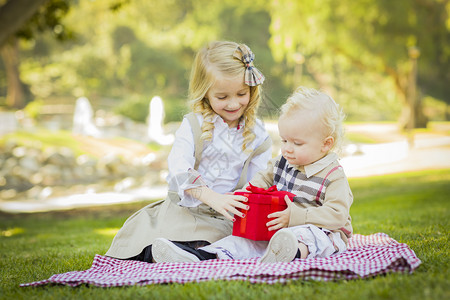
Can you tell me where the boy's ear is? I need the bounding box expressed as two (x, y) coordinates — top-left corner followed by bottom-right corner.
(322, 136), (334, 153)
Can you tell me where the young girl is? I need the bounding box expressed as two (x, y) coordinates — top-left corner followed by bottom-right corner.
(152, 87), (353, 263)
(105, 41), (272, 262)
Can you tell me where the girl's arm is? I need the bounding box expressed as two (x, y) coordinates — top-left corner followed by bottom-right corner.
(166, 117), (207, 206)
(167, 116), (249, 220)
(167, 117), (196, 179)
(185, 186), (249, 221)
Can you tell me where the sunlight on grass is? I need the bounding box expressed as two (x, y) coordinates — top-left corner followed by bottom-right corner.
(415, 121), (450, 135)
(1, 169), (448, 299)
(36, 233), (55, 239)
(0, 129), (86, 156)
(1, 227), (25, 237)
(94, 228), (120, 237)
(345, 132), (379, 144)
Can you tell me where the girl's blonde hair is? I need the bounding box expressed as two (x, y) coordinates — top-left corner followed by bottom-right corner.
(280, 87), (346, 153)
(188, 41), (263, 152)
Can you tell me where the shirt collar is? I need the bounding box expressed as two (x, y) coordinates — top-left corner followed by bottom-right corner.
(287, 152), (338, 178)
(211, 114), (245, 131)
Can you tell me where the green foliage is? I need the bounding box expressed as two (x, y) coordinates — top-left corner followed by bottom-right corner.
(16, 0), (74, 42)
(114, 95), (188, 123)
(111, 25), (137, 53)
(114, 96), (149, 123)
(423, 96), (449, 121)
(3, 0), (448, 123)
(23, 98), (44, 119)
(0, 169), (449, 299)
(268, 0), (449, 121)
(161, 96), (190, 123)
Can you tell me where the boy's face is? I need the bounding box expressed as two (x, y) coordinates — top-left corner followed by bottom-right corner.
(278, 110), (332, 166)
(206, 73), (250, 128)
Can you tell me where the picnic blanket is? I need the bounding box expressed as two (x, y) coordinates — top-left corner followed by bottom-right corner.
(21, 233), (421, 287)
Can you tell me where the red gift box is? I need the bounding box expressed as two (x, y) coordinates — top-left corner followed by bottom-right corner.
(232, 183), (295, 241)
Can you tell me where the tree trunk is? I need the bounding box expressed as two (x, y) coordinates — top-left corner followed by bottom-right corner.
(386, 65), (428, 129)
(414, 94), (428, 128)
(0, 0), (50, 47)
(446, 104), (450, 121)
(1, 37), (26, 109)
(406, 55), (428, 129)
(399, 95), (428, 129)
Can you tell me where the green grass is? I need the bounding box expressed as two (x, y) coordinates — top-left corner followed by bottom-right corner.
(413, 121), (450, 135)
(0, 129), (87, 156)
(0, 128), (160, 159)
(344, 132), (380, 144)
(1, 169), (449, 299)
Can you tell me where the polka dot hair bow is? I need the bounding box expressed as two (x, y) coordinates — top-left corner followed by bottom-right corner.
(233, 44), (265, 86)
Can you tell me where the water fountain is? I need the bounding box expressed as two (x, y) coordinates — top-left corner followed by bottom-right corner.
(147, 96), (174, 145)
(72, 97), (101, 137)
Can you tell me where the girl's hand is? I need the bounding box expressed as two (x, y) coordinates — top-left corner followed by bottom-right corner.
(206, 193), (249, 222)
(187, 186), (249, 222)
(230, 188), (251, 194)
(266, 195), (292, 231)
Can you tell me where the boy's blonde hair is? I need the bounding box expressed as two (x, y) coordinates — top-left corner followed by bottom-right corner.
(188, 41), (262, 152)
(280, 87), (346, 153)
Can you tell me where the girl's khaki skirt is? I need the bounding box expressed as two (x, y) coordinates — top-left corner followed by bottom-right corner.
(105, 191), (233, 259)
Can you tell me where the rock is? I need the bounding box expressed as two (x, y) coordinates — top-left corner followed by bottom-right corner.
(30, 173), (44, 185)
(3, 157), (18, 171)
(2, 174), (33, 192)
(44, 152), (66, 166)
(3, 140), (19, 153)
(12, 146), (26, 158)
(19, 156), (41, 172)
(76, 154), (96, 167)
(40, 164), (62, 185)
(98, 154), (126, 176)
(0, 142), (167, 198)
(44, 147), (76, 166)
(1, 189), (17, 200)
(26, 186), (43, 199)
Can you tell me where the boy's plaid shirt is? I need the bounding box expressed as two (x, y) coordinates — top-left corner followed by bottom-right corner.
(273, 156), (339, 206)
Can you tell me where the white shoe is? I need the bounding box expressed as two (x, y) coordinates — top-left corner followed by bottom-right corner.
(152, 238), (200, 263)
(258, 229), (298, 263)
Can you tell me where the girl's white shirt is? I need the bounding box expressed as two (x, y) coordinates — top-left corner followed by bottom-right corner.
(167, 113), (271, 207)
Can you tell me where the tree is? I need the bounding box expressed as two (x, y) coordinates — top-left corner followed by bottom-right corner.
(268, 0), (449, 127)
(0, 0), (50, 109)
(21, 0), (280, 122)
(0, 0), (73, 109)
(1, 36), (28, 109)
(0, 0), (50, 47)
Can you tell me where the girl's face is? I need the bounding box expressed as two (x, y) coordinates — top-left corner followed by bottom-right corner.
(206, 73), (250, 128)
(278, 110), (333, 166)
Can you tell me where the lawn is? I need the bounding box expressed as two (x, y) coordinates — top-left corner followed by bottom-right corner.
(0, 128), (159, 160)
(0, 169), (449, 299)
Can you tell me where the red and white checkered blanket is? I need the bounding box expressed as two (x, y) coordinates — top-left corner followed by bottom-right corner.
(21, 233), (421, 287)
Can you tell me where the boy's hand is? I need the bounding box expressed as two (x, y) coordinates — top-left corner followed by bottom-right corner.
(266, 195), (292, 231)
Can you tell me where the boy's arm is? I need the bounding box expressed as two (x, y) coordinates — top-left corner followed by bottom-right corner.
(241, 157), (277, 190)
(288, 172), (353, 231)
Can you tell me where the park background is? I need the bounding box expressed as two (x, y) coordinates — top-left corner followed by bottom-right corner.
(0, 0), (449, 209)
(1, 0), (449, 124)
(0, 0), (449, 299)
